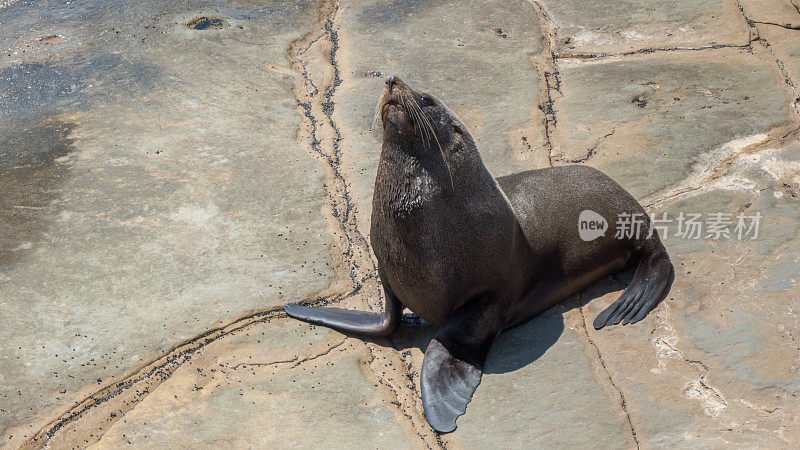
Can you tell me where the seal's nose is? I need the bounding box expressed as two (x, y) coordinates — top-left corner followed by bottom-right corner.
(385, 75), (397, 91)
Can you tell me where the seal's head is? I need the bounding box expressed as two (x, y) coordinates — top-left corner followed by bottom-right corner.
(378, 76), (474, 160)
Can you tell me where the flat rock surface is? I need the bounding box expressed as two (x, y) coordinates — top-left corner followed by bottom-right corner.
(539, 0), (751, 55)
(1, 0), (799, 448)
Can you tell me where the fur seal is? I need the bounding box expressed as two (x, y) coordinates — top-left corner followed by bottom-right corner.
(285, 76), (673, 433)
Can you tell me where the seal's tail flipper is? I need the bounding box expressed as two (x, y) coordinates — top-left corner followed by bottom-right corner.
(421, 296), (502, 433)
(284, 292), (402, 338)
(593, 239), (673, 330)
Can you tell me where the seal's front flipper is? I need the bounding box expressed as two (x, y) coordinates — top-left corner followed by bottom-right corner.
(421, 297), (504, 433)
(594, 239), (673, 330)
(284, 287), (402, 338)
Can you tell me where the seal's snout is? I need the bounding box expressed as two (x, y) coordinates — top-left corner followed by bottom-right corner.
(380, 75), (417, 137)
(381, 76), (407, 120)
(385, 75), (397, 91)
(384, 75), (408, 95)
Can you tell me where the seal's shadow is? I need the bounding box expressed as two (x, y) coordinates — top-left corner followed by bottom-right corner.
(384, 272), (631, 374)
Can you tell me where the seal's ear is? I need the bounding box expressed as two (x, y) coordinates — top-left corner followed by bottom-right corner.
(420, 295), (503, 433)
(452, 123), (463, 135)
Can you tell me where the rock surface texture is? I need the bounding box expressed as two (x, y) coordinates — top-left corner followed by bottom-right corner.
(1, 0), (798, 448)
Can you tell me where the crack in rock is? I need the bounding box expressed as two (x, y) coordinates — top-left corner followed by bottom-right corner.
(642, 132), (771, 208)
(529, 0), (562, 166)
(24, 307), (285, 447)
(737, 0), (800, 116)
(578, 303), (640, 449)
(562, 128), (615, 164)
(650, 308), (727, 418)
(226, 338), (347, 370)
(684, 377), (728, 417)
(21, 284), (359, 448)
(643, 125), (800, 210)
(752, 20), (800, 30)
(555, 43), (752, 62)
(290, 0), (377, 295)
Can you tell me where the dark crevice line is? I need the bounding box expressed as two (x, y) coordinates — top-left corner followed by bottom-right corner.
(652, 331), (710, 371)
(643, 123), (800, 209)
(698, 376), (727, 407)
(299, 31), (327, 55)
(565, 128), (615, 164)
(650, 316), (730, 411)
(229, 339), (347, 370)
(293, 3), (378, 294)
(227, 356), (299, 370)
(288, 338), (347, 368)
(578, 301), (640, 449)
(555, 43), (751, 61)
(321, 17), (375, 279)
(392, 342), (446, 449)
(752, 20), (800, 30)
(541, 69), (560, 164)
(530, 0), (560, 166)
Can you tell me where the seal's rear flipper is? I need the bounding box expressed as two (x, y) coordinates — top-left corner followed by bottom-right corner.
(594, 239), (673, 330)
(284, 289), (402, 338)
(421, 296), (503, 433)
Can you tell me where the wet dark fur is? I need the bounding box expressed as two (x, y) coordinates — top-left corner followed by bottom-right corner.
(285, 77), (673, 433)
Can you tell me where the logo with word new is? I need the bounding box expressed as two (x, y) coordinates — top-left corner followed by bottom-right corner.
(578, 210), (608, 241)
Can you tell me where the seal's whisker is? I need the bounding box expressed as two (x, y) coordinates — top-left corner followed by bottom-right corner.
(401, 91), (416, 129)
(399, 90), (452, 188)
(405, 92), (432, 146)
(411, 104), (430, 145)
(418, 108), (437, 148)
(412, 99), (441, 152)
(408, 95), (434, 144)
(410, 107), (425, 144)
(371, 92), (385, 132)
(399, 91), (416, 126)
(403, 91), (430, 147)
(408, 94), (453, 188)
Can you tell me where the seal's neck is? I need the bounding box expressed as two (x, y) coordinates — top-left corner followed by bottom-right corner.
(374, 142), (448, 219)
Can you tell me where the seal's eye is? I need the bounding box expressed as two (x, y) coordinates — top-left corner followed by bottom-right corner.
(452, 124), (463, 135)
(420, 96), (432, 106)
